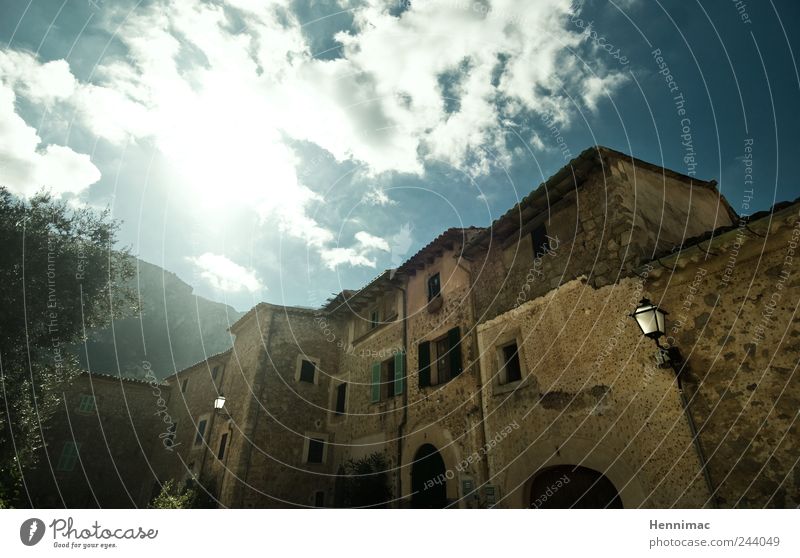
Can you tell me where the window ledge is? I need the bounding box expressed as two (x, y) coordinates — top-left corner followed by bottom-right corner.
(493, 380), (524, 396)
(427, 294), (444, 314)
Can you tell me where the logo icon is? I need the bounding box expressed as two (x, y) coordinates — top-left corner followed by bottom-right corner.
(20, 518), (45, 546)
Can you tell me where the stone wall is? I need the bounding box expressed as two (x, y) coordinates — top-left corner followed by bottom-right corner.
(645, 203), (800, 507)
(476, 277), (710, 508)
(28, 373), (169, 508)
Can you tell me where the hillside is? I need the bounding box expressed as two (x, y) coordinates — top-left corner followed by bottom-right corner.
(75, 258), (244, 380)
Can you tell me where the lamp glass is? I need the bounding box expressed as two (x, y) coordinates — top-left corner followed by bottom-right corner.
(214, 395), (226, 410)
(631, 298), (667, 339)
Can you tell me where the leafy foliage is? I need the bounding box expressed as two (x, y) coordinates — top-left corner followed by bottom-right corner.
(0, 188), (136, 506)
(149, 480), (197, 509)
(337, 452), (392, 508)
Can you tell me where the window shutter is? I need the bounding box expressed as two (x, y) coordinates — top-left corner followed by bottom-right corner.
(418, 342), (431, 387)
(448, 326), (463, 377)
(394, 351), (405, 396)
(371, 362), (381, 403)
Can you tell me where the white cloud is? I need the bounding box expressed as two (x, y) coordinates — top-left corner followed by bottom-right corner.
(0, 84), (100, 198)
(0, 0), (627, 268)
(188, 252), (264, 293)
(321, 229), (390, 269)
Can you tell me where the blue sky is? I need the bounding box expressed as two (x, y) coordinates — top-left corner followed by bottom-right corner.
(1, 0), (798, 311)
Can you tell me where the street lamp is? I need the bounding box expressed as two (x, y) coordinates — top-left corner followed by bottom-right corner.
(629, 298), (717, 507)
(630, 298), (667, 340)
(630, 298), (677, 368)
(214, 394), (226, 411)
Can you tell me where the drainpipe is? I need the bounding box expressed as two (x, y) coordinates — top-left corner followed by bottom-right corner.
(454, 258), (491, 495)
(390, 280), (408, 507)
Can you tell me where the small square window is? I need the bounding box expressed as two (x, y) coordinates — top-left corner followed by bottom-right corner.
(212, 366), (219, 379)
(56, 442), (80, 472)
(500, 342), (522, 384)
(299, 359), (316, 383)
(370, 309), (379, 329)
(427, 273), (441, 302)
(181, 379), (188, 393)
(77, 394), (95, 413)
(307, 438), (325, 464)
(195, 419), (208, 446)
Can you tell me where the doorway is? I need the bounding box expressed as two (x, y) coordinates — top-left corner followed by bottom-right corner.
(529, 465), (622, 508)
(411, 444), (447, 508)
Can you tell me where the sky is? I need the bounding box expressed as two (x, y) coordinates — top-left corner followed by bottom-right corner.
(1, 0), (798, 312)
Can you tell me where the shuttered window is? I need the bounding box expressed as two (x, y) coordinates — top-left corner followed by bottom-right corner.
(195, 419), (207, 446)
(56, 442), (80, 472)
(393, 351), (405, 396)
(420, 327), (462, 387)
(371, 362), (381, 403)
(447, 326), (463, 378)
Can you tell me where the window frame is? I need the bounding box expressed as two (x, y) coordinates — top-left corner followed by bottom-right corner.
(217, 432), (229, 460)
(303, 433), (329, 464)
(56, 441), (80, 472)
(419, 327), (462, 388)
(334, 382), (347, 416)
(194, 416), (209, 447)
(295, 355), (320, 385)
(499, 341), (523, 385)
(76, 394), (96, 414)
(427, 273), (441, 302)
(492, 331), (527, 395)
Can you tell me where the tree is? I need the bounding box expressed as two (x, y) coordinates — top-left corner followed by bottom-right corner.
(0, 188), (136, 506)
(148, 480), (197, 509)
(337, 452), (392, 508)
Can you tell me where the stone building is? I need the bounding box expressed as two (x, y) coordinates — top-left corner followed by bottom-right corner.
(26, 371), (169, 508)
(153, 145), (799, 508)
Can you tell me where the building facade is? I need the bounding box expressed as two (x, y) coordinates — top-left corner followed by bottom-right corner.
(50, 145), (797, 509)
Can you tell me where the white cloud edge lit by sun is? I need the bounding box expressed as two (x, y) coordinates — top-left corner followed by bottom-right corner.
(187, 252), (264, 293)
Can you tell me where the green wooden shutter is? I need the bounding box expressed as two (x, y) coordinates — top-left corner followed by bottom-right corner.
(371, 362), (381, 403)
(394, 351), (405, 396)
(418, 341), (431, 388)
(448, 326), (463, 377)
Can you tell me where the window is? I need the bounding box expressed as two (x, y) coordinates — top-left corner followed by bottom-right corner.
(427, 273), (441, 301)
(212, 365), (219, 380)
(314, 491), (325, 507)
(370, 309), (379, 329)
(181, 379), (188, 393)
(418, 327), (462, 388)
(195, 419), (208, 446)
(56, 442), (80, 472)
(217, 433), (228, 460)
(77, 394), (95, 413)
(531, 223), (549, 258)
(307, 438), (325, 464)
(371, 352), (405, 403)
(335, 383), (347, 415)
(299, 359), (316, 383)
(500, 342), (522, 384)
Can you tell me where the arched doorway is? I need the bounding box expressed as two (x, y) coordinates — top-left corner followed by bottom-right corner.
(411, 444), (447, 508)
(529, 465), (623, 508)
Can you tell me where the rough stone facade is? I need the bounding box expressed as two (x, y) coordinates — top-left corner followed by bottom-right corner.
(146, 146), (798, 509)
(27, 372), (169, 508)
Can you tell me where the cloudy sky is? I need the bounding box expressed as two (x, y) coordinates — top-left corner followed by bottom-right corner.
(1, 0), (798, 311)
